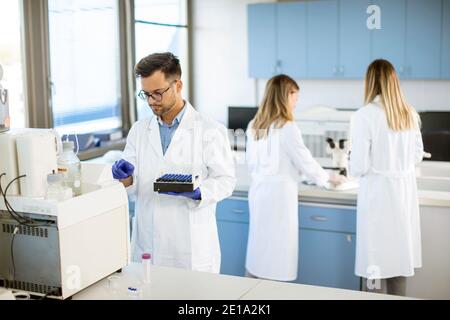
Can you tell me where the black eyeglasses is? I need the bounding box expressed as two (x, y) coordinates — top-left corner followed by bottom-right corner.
(138, 80), (177, 102)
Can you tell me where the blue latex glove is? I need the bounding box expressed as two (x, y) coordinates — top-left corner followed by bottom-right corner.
(160, 188), (202, 200)
(112, 159), (135, 180)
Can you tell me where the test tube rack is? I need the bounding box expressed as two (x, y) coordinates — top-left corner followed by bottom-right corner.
(153, 174), (200, 193)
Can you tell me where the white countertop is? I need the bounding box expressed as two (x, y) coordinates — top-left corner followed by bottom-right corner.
(239, 280), (411, 300)
(233, 152), (450, 207)
(74, 264), (257, 300)
(73, 263), (413, 300)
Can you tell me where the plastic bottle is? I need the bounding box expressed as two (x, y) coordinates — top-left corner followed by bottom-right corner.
(45, 173), (72, 201)
(142, 253), (151, 284)
(58, 140), (81, 196)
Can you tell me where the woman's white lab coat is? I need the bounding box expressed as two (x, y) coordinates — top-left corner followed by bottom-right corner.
(245, 121), (329, 281)
(122, 102), (236, 273)
(349, 96), (423, 279)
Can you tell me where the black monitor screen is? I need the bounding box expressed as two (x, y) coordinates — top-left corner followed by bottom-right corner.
(228, 106), (258, 131)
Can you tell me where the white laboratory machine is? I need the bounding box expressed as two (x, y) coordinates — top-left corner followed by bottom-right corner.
(0, 288), (15, 300)
(0, 129), (130, 299)
(295, 106), (354, 159)
(296, 106), (360, 190)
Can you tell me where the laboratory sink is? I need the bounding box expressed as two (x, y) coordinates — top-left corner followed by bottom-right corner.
(416, 177), (450, 192)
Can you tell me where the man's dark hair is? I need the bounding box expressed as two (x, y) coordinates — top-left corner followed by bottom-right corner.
(135, 52), (182, 80)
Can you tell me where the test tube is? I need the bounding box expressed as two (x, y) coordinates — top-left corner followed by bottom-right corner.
(142, 253), (151, 284)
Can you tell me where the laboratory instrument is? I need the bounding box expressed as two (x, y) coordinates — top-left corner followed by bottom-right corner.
(0, 129), (130, 299)
(296, 106), (353, 158)
(16, 130), (61, 198)
(325, 137), (351, 177)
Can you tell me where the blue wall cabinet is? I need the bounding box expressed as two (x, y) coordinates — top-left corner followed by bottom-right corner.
(442, 0), (450, 78)
(277, 2), (307, 78)
(297, 204), (360, 290)
(306, 0), (339, 78)
(371, 0), (407, 77)
(248, 3), (307, 78)
(248, 0), (449, 79)
(216, 199), (250, 276)
(248, 4), (277, 78)
(339, 0), (372, 78)
(406, 0), (442, 78)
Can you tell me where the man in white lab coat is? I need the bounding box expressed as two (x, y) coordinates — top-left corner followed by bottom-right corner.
(112, 52), (236, 273)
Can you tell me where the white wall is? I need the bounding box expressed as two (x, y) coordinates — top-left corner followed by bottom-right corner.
(192, 0), (450, 126)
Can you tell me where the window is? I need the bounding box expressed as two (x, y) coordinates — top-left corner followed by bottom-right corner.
(134, 0), (189, 120)
(0, 0), (26, 128)
(48, 0), (121, 134)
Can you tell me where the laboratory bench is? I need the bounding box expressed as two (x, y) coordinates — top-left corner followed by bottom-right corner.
(73, 263), (412, 300)
(218, 157), (450, 299)
(231, 152), (450, 208)
(84, 152), (450, 299)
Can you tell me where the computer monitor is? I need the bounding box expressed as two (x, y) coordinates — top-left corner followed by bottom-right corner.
(419, 111), (450, 161)
(228, 106), (258, 132)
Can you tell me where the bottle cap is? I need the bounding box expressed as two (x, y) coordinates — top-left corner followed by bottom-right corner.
(142, 253), (151, 260)
(62, 140), (75, 151)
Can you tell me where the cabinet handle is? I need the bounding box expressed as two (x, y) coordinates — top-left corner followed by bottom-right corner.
(310, 215), (328, 222)
(275, 60), (282, 74)
(232, 209), (245, 214)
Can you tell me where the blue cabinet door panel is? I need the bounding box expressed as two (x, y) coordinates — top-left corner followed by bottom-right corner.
(217, 199), (360, 290)
(406, 0), (442, 78)
(339, 0), (372, 78)
(306, 0), (339, 78)
(298, 229), (360, 290)
(217, 220), (249, 276)
(299, 204), (356, 233)
(248, 4), (277, 78)
(371, 0), (407, 76)
(216, 199), (249, 223)
(442, 0), (450, 78)
(277, 2), (307, 78)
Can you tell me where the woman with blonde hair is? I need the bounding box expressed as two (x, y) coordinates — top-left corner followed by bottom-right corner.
(245, 74), (343, 281)
(349, 59), (424, 296)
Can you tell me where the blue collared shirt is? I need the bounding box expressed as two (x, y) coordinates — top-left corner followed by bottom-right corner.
(157, 103), (187, 155)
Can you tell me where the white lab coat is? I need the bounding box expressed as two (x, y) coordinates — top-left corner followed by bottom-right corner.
(245, 121), (329, 281)
(349, 96), (423, 279)
(122, 102), (236, 273)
